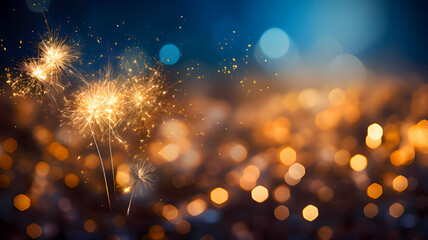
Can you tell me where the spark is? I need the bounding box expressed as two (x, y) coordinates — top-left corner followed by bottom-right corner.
(64, 77), (125, 138)
(8, 32), (79, 99)
(125, 159), (156, 216)
(38, 33), (79, 74)
(64, 76), (125, 209)
(119, 66), (169, 139)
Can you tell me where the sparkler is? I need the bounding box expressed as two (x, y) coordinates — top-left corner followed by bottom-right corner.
(123, 159), (156, 216)
(64, 77), (126, 209)
(8, 32), (79, 100)
(118, 66), (169, 139)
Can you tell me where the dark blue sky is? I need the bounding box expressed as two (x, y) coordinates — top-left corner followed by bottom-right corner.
(2, 0), (428, 76)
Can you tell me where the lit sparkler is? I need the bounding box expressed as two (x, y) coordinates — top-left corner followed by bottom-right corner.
(119, 66), (169, 139)
(64, 77), (126, 209)
(123, 159), (156, 216)
(8, 32), (79, 99)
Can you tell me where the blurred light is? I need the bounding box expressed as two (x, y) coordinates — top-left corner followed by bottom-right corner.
(85, 154), (100, 170)
(315, 110), (341, 130)
(210, 187), (229, 205)
(349, 154), (367, 171)
(26, 223), (42, 239)
(148, 225), (165, 240)
(298, 89), (320, 109)
(408, 119), (428, 153)
(363, 203), (378, 218)
(273, 185), (290, 203)
(83, 219), (97, 233)
(175, 220), (191, 234)
(3, 137), (17, 153)
(230, 144), (247, 162)
(334, 149), (350, 166)
(0, 154), (13, 170)
(284, 172), (302, 186)
(14, 194), (31, 211)
(251, 185), (269, 203)
(161, 143), (180, 161)
(33, 125), (52, 145)
(389, 203), (404, 218)
(279, 147), (296, 166)
(187, 198), (207, 216)
(274, 205), (289, 221)
(163, 204), (179, 220)
(367, 123), (383, 140)
(328, 88), (346, 105)
(288, 163), (305, 179)
(390, 146), (414, 166)
(318, 186), (334, 202)
(159, 44), (180, 65)
(329, 54), (366, 79)
(318, 226), (333, 240)
(259, 28), (290, 59)
(116, 163), (130, 186)
(367, 183), (383, 199)
(243, 165), (260, 179)
(392, 175), (408, 192)
(64, 173), (79, 188)
(160, 120), (188, 140)
(35, 161), (50, 177)
(366, 136), (382, 149)
(302, 204), (319, 221)
(0, 174), (10, 188)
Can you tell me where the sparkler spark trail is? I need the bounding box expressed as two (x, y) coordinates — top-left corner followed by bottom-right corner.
(38, 33), (80, 76)
(124, 159), (156, 216)
(64, 77), (126, 209)
(119, 66), (169, 139)
(8, 32), (79, 99)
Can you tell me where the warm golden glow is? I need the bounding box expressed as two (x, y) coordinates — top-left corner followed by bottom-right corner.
(389, 203), (404, 218)
(274, 205), (289, 221)
(14, 194), (31, 211)
(251, 185), (269, 203)
(367, 123), (383, 140)
(279, 147), (296, 166)
(350, 154), (367, 171)
(230, 144), (247, 162)
(392, 175), (408, 192)
(210, 187), (229, 205)
(367, 183), (383, 199)
(64, 173), (79, 188)
(26, 223), (42, 239)
(363, 203), (378, 218)
(83, 219), (97, 233)
(187, 199), (207, 216)
(302, 204), (319, 221)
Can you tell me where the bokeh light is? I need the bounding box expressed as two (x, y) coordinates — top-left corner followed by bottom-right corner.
(259, 27), (290, 59)
(302, 205), (319, 221)
(159, 44), (180, 65)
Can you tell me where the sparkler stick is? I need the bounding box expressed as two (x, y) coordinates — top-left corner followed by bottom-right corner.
(89, 123), (111, 211)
